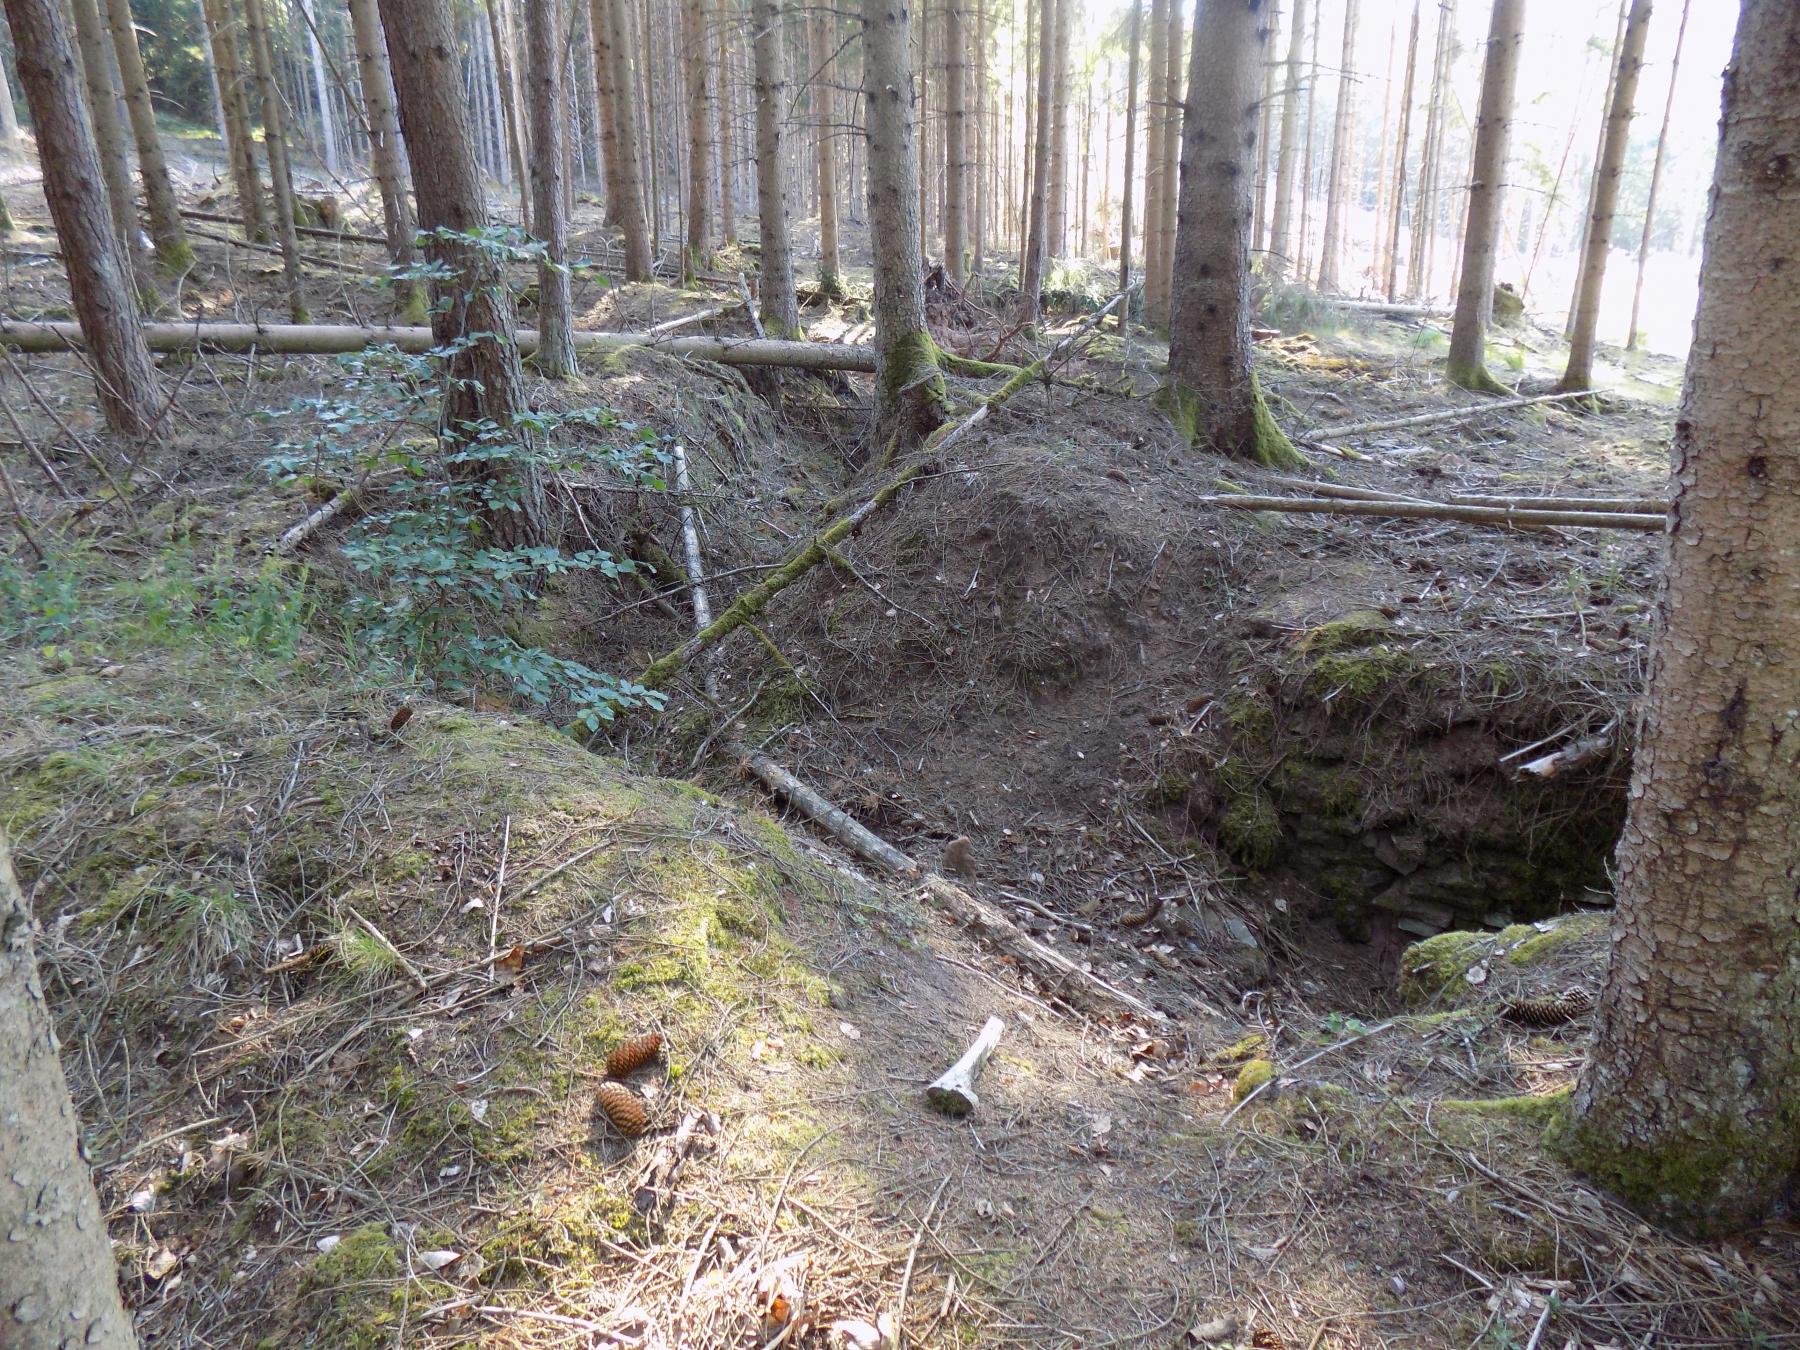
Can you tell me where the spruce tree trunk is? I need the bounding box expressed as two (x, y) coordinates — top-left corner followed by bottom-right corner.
(8, 0), (161, 436)
(347, 0), (422, 321)
(971, 0), (986, 274)
(67, 0), (146, 281)
(1267, 0), (1305, 279)
(484, 0), (532, 228)
(201, 0), (266, 240)
(1253, 0), (1282, 256)
(717, 0), (736, 244)
(1045, 0), (1068, 256)
(1556, 0), (1800, 1239)
(588, 0), (624, 224)
(1405, 0), (1450, 297)
(0, 44), (20, 140)
(377, 0), (546, 548)
(1416, 0), (1456, 295)
(1116, 0), (1139, 330)
(600, 0), (653, 277)
(942, 0), (967, 283)
(1147, 0), (1180, 323)
(101, 0), (192, 274)
(1557, 0), (1649, 390)
(241, 0), (309, 320)
(1296, 0), (1320, 280)
(1626, 0), (1685, 352)
(1369, 12), (1395, 282)
(809, 6), (841, 292)
(1315, 0), (1358, 292)
(1140, 0), (1166, 318)
(681, 0), (714, 280)
(0, 831), (135, 1350)
(1383, 0), (1418, 298)
(1018, 0), (1052, 327)
(296, 0), (338, 175)
(1565, 0), (1628, 337)
(526, 0), (575, 375)
(751, 0), (798, 335)
(1446, 0), (1524, 392)
(862, 0), (945, 441)
(1165, 0), (1297, 469)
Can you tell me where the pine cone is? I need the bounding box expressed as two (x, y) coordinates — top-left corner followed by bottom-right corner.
(1501, 988), (1596, 1026)
(595, 1081), (648, 1137)
(605, 1032), (664, 1078)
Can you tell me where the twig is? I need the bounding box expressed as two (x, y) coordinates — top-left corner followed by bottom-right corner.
(1298, 388), (1595, 443)
(1197, 495), (1663, 531)
(896, 1175), (950, 1336)
(1223, 1019), (1398, 1123)
(487, 815), (510, 979)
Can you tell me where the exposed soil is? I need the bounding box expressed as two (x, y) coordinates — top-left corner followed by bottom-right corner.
(4, 146), (1796, 1350)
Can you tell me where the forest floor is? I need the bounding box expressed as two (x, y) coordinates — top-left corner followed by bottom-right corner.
(3, 148), (1797, 1350)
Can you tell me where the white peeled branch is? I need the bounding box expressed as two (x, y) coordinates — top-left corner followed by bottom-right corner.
(924, 1016), (1005, 1117)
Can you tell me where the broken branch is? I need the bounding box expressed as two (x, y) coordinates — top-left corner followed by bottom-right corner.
(924, 1016), (1005, 1116)
(1198, 494), (1664, 531)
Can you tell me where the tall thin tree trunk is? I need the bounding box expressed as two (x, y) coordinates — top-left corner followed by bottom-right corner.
(601, 0), (653, 277)
(1446, 0), (1524, 392)
(681, 0), (714, 280)
(1296, 0), (1320, 282)
(1315, 0), (1358, 292)
(1046, 0), (1068, 255)
(378, 0), (545, 547)
(1384, 0), (1418, 298)
(915, 0), (930, 260)
(1166, 0), (1298, 469)
(1405, 0), (1450, 297)
(1019, 0), (1052, 327)
(242, 0), (309, 319)
(1370, 12), (1396, 286)
(1626, 0), (1687, 352)
(0, 42), (20, 140)
(1141, 0), (1166, 318)
(1116, 0), (1139, 331)
(1267, 0), (1305, 279)
(0, 831), (136, 1350)
(971, 0), (986, 275)
(810, 5), (841, 293)
(485, 0), (532, 227)
(102, 0), (193, 274)
(589, 0), (624, 223)
(7, 0), (161, 435)
(1253, 0), (1282, 257)
(348, 0), (422, 320)
(1566, 0), (1629, 335)
(202, 0), (266, 239)
(1149, 0), (1180, 320)
(942, 0), (968, 282)
(1556, 0), (1800, 1240)
(1016, 0), (1033, 253)
(1558, 0), (1651, 391)
(863, 0), (944, 440)
(526, 0), (575, 374)
(751, 0), (798, 335)
(68, 0), (146, 280)
(639, 0), (659, 252)
(297, 0), (339, 175)
(1416, 0), (1457, 296)
(718, 0), (736, 244)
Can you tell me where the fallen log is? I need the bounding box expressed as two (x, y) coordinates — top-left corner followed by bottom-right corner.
(1263, 475), (1663, 514)
(925, 1016), (1004, 1116)
(1330, 299), (1451, 318)
(0, 319), (879, 373)
(177, 206), (389, 247)
(1199, 494), (1665, 531)
(1299, 388), (1595, 442)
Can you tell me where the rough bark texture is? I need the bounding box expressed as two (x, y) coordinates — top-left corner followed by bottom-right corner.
(201, 0), (265, 241)
(1446, 0), (1524, 392)
(600, 0), (653, 278)
(1266, 0), (1305, 277)
(526, 0), (576, 376)
(5, 0), (161, 437)
(716, 3), (736, 245)
(1164, 0), (1298, 469)
(1148, 0), (1181, 323)
(347, 0), (422, 321)
(862, 0), (946, 441)
(1019, 0), (1052, 326)
(485, 0), (532, 228)
(0, 832), (136, 1350)
(241, 0), (309, 320)
(1141, 0), (1167, 314)
(377, 0), (546, 548)
(1252, 0), (1280, 254)
(67, 0), (144, 279)
(1556, 0), (1800, 1237)
(102, 0), (192, 274)
(1626, 0), (1687, 351)
(1314, 0), (1357, 291)
(587, 0), (625, 222)
(942, 0), (968, 282)
(681, 0), (715, 281)
(810, 7), (843, 292)
(1383, 0), (1418, 298)
(1117, 0), (1140, 325)
(1557, 0), (1650, 389)
(751, 0), (799, 337)
(1045, 0), (1068, 254)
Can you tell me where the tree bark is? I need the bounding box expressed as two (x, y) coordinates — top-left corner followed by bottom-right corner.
(1141, 0), (1166, 316)
(1147, 0), (1180, 323)
(1446, 0), (1524, 392)
(1019, 0), (1053, 327)
(200, 0), (266, 239)
(971, 0), (986, 273)
(484, 0), (533, 229)
(1253, 0), (1281, 256)
(1295, 0), (1319, 280)
(1557, 0), (1800, 1238)
(1626, 0), (1686, 352)
(1267, 0), (1305, 279)
(1314, 0), (1358, 292)
(525, 0), (575, 375)
(1414, 0), (1457, 296)
(67, 0), (146, 283)
(346, 0), (422, 321)
(102, 0), (193, 274)
(717, 0), (736, 244)
(1383, 0), (1418, 298)
(0, 831), (135, 1350)
(942, 0), (968, 283)
(1557, 0), (1650, 390)
(377, 0), (546, 548)
(681, 0), (715, 281)
(5, 0), (161, 437)
(1116, 0), (1140, 329)
(1045, 0), (1068, 256)
(296, 0), (338, 175)
(810, 6), (843, 293)
(750, 0), (798, 336)
(1164, 0), (1298, 469)
(862, 0), (946, 441)
(241, 0), (309, 320)
(0, 42), (20, 140)
(1564, 0), (1628, 336)
(599, 0), (653, 277)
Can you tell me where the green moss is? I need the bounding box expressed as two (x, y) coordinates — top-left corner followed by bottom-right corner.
(1233, 1057), (1278, 1103)
(1224, 692), (1275, 741)
(1295, 611), (1392, 655)
(1398, 930), (1496, 1005)
(878, 328), (950, 433)
(1219, 788), (1282, 870)
(299, 1222), (455, 1349)
(1445, 357), (1511, 395)
(1205, 1032), (1269, 1067)
(1502, 913), (1607, 964)
(1304, 644), (1416, 699)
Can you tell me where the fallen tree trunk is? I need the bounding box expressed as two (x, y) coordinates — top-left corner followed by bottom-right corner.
(1200, 494), (1665, 531)
(1330, 299), (1451, 317)
(1298, 388), (1595, 442)
(1263, 475), (1662, 514)
(0, 319), (879, 372)
(177, 207), (389, 246)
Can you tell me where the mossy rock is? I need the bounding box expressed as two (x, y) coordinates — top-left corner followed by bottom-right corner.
(1398, 913), (1608, 1007)
(1232, 1057), (1278, 1103)
(1293, 611), (1392, 655)
(1303, 643), (1417, 700)
(1218, 787), (1282, 870)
